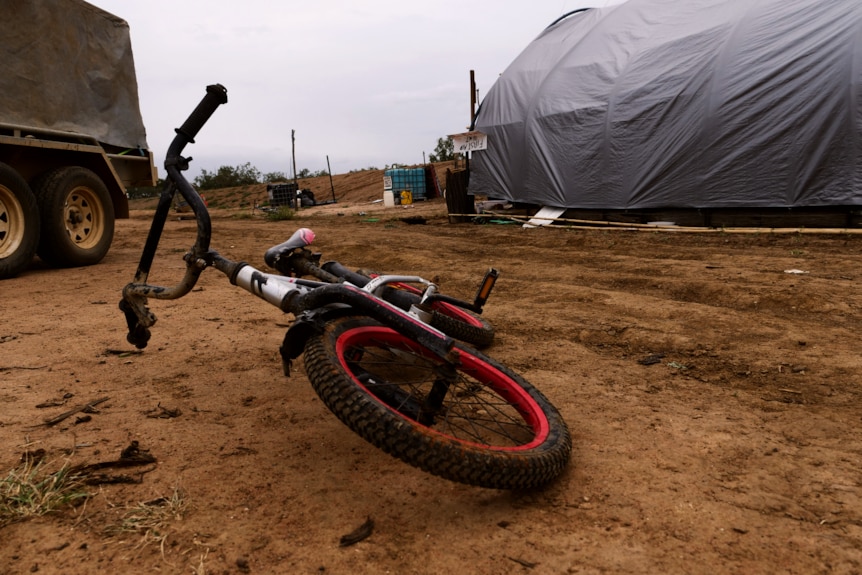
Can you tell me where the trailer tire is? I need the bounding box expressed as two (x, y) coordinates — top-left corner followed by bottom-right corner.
(35, 167), (115, 268)
(0, 163), (40, 279)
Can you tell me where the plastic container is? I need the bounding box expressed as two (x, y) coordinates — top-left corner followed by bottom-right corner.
(383, 190), (395, 207)
(384, 168), (426, 201)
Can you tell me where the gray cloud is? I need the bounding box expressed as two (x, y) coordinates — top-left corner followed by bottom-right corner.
(93, 0), (609, 178)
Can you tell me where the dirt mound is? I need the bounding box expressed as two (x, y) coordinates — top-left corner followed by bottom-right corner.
(134, 161), (459, 212)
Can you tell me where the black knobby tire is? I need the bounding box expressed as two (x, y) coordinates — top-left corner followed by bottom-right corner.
(390, 287), (495, 348)
(34, 166), (114, 267)
(302, 316), (572, 489)
(428, 304), (495, 348)
(0, 163), (40, 279)
(352, 268), (496, 348)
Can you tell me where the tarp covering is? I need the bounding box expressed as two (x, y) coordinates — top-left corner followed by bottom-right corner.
(0, 0), (149, 150)
(470, 0), (862, 209)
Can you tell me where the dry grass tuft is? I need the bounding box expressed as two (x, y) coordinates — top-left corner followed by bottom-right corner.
(104, 487), (188, 555)
(0, 455), (89, 527)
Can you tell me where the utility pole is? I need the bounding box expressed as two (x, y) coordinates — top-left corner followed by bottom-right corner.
(291, 129), (298, 190)
(470, 70), (477, 127)
(326, 155), (336, 203)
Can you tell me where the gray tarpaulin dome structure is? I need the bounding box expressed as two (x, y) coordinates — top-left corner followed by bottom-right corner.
(469, 0), (862, 219)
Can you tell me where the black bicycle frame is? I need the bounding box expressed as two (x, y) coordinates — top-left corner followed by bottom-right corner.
(120, 84), (456, 361)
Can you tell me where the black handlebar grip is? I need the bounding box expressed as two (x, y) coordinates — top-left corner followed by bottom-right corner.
(176, 84), (228, 143)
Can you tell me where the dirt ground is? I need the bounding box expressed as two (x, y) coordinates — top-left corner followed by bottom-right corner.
(2, 186), (861, 574)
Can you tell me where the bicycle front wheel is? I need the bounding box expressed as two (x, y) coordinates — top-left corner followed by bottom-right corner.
(302, 316), (571, 489)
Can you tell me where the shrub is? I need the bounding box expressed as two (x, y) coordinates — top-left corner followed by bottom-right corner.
(265, 206), (295, 221)
(194, 163), (261, 190)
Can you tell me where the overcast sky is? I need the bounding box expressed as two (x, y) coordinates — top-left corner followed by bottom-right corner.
(90, 1), (619, 180)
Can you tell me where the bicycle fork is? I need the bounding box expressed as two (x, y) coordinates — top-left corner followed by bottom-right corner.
(341, 348), (457, 427)
(418, 363), (458, 426)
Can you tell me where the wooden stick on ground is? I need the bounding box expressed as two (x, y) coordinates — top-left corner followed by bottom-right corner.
(42, 396), (110, 427)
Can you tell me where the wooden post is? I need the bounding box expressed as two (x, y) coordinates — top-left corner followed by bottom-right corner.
(470, 70), (477, 127)
(326, 155), (335, 202)
(291, 129), (298, 191)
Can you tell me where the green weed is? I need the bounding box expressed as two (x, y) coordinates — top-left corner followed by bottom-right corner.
(265, 206), (295, 221)
(0, 456), (89, 527)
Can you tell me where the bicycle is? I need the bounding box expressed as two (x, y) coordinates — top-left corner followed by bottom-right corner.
(119, 85), (571, 490)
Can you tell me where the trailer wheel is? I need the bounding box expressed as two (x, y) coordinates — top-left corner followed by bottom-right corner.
(0, 163), (40, 279)
(35, 167), (115, 268)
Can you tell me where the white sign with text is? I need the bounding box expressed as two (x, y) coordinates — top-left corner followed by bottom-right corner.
(450, 131), (488, 153)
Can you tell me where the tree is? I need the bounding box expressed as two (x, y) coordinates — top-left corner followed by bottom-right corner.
(193, 162), (261, 190)
(126, 178), (164, 199)
(263, 171), (289, 182)
(296, 168), (330, 179)
(429, 137), (454, 162)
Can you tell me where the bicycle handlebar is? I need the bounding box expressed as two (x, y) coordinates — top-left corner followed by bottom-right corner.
(264, 228), (316, 268)
(162, 84), (228, 257)
(119, 84), (461, 358)
(120, 85), (229, 348)
(174, 84), (228, 145)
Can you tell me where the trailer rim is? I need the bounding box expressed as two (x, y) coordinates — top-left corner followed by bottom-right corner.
(62, 183), (107, 250)
(0, 183), (27, 258)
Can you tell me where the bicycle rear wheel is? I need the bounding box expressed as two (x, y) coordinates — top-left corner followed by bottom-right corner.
(327, 263), (495, 348)
(428, 302), (495, 348)
(302, 316), (571, 489)
(377, 283), (495, 348)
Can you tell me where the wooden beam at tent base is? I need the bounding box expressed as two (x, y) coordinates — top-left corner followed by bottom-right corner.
(448, 212), (862, 235)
